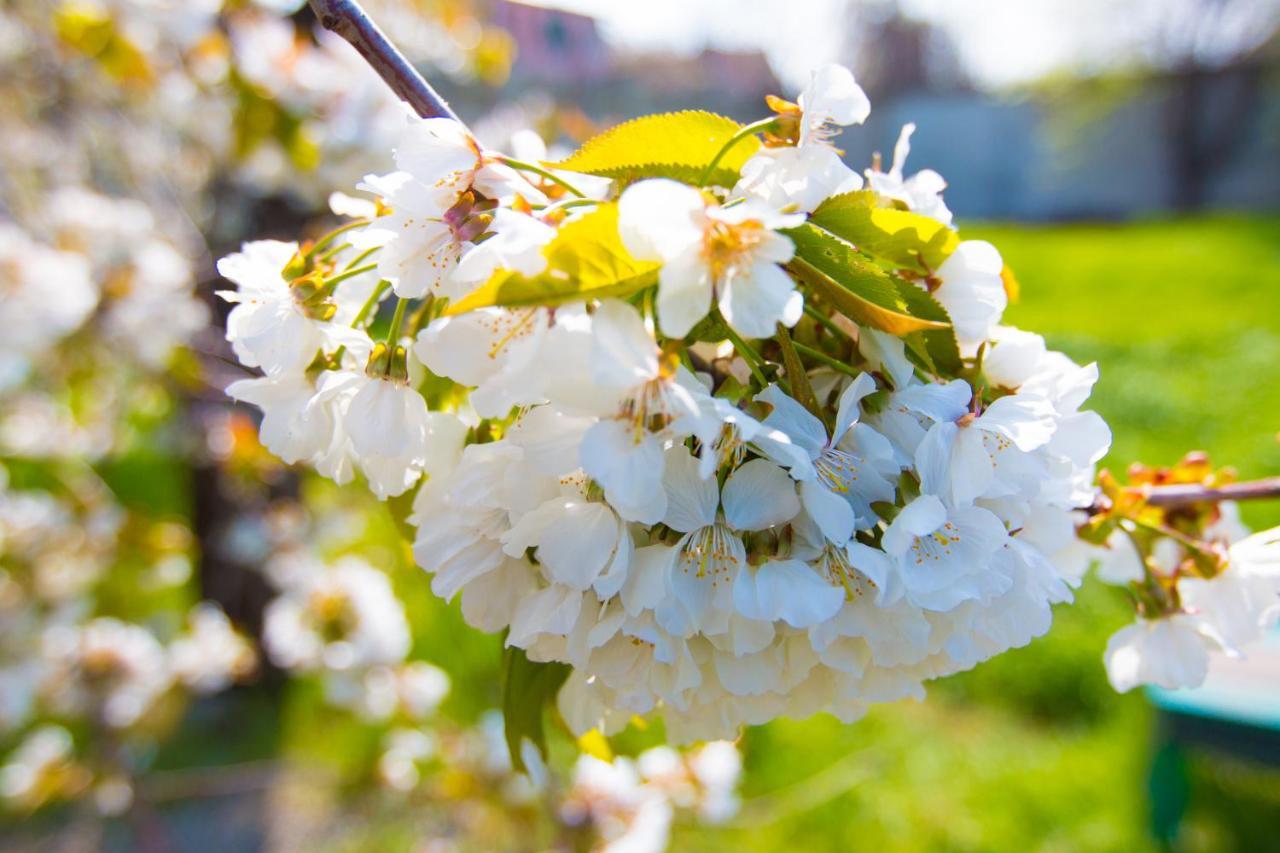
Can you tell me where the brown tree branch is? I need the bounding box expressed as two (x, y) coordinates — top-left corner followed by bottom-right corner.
(1088, 476), (1280, 515)
(1142, 476), (1280, 508)
(307, 0), (462, 123)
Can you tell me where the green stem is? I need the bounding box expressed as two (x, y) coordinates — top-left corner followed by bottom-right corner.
(315, 242), (350, 266)
(386, 296), (409, 345)
(351, 280), (391, 328)
(343, 245), (379, 271)
(406, 295), (436, 337)
(720, 322), (769, 387)
(540, 197), (601, 215)
(325, 262), (377, 289)
(697, 117), (777, 187)
(307, 218), (370, 257)
(791, 340), (862, 379)
(495, 155), (586, 198)
(803, 301), (852, 341)
(1126, 515), (1223, 565)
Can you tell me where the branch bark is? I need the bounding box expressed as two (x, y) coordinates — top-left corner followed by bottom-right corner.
(1142, 476), (1280, 508)
(1088, 476), (1280, 515)
(307, 0), (462, 123)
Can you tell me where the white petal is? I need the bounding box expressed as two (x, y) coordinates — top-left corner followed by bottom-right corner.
(721, 459), (799, 531)
(734, 559), (843, 628)
(800, 479), (855, 544)
(656, 250), (713, 339)
(589, 300), (659, 389)
(718, 261), (798, 340)
(394, 117), (479, 188)
(950, 426), (995, 505)
(800, 64), (871, 129)
(757, 384), (828, 459)
(978, 393), (1057, 452)
(622, 544), (672, 616)
(580, 421), (667, 524)
(508, 585), (583, 648)
(831, 372), (877, 445)
(914, 421), (956, 498)
(881, 495), (947, 555)
(617, 179), (705, 260)
(660, 446), (719, 532)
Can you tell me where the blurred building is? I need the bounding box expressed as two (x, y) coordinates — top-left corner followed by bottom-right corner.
(452, 0), (1280, 220)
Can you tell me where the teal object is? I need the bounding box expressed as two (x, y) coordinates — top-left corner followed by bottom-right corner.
(1144, 626), (1280, 846)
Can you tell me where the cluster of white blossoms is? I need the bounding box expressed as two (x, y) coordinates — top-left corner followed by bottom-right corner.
(1077, 495), (1280, 693)
(223, 63), (1116, 742)
(0, 466), (258, 813)
(43, 188), (210, 370)
(261, 550), (451, 721)
(0, 188), (209, 459)
(560, 740), (741, 852)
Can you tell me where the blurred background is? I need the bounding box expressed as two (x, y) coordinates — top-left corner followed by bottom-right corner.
(2, 0), (1278, 850)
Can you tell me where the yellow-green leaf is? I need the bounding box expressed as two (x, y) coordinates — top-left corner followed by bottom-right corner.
(549, 111), (761, 188)
(809, 191), (959, 273)
(786, 224), (950, 336)
(445, 203), (658, 315)
(55, 2), (152, 86)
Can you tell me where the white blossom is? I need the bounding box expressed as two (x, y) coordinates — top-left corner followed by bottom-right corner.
(1104, 615), (1220, 693)
(619, 179), (804, 339)
(865, 123), (953, 226)
(217, 240), (368, 375)
(931, 240), (1008, 354)
(734, 63), (870, 212)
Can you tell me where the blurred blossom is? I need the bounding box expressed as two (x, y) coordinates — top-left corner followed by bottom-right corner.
(377, 727), (439, 791)
(41, 617), (173, 729)
(169, 603), (257, 694)
(0, 726), (89, 812)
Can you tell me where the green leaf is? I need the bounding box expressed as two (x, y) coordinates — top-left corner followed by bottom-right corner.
(896, 281), (964, 378)
(785, 224), (950, 336)
(549, 111), (761, 188)
(809, 191), (959, 273)
(502, 646), (571, 773)
(445, 203), (659, 315)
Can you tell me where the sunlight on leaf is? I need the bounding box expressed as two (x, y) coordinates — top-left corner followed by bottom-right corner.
(550, 111), (761, 188)
(810, 192), (960, 273)
(446, 203), (659, 314)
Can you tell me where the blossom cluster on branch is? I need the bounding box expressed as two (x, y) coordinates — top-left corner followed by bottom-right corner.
(1073, 456), (1280, 693)
(221, 64), (1124, 745)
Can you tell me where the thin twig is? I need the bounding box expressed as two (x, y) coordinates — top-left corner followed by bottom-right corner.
(1088, 476), (1280, 514)
(1143, 477), (1280, 508)
(308, 0), (462, 123)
